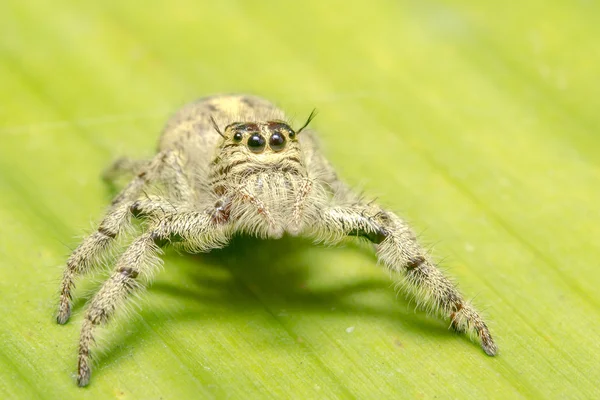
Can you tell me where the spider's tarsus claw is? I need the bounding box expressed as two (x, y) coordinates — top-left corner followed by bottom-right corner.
(77, 357), (91, 387)
(56, 305), (71, 325)
(77, 374), (90, 387)
(480, 329), (498, 356)
(482, 340), (498, 356)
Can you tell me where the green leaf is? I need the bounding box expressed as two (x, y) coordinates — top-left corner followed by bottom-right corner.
(1, 1), (599, 398)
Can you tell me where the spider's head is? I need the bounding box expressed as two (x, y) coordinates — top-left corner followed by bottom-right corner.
(210, 110), (316, 156)
(222, 121), (296, 154)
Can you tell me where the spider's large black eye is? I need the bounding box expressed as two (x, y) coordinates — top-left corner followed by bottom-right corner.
(247, 134), (266, 153)
(269, 132), (286, 152)
(233, 132), (243, 142)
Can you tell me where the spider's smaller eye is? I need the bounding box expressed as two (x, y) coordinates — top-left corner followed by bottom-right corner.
(288, 130), (296, 140)
(247, 134), (266, 153)
(233, 132), (243, 142)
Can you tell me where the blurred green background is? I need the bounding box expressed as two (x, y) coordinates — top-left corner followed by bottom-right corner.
(1, 1), (599, 398)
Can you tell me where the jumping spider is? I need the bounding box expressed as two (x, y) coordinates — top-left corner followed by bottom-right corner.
(57, 94), (497, 386)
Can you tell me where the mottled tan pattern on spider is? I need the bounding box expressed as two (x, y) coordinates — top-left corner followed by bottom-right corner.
(56, 94), (497, 386)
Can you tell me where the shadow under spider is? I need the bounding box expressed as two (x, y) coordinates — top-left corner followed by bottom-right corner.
(84, 234), (468, 381)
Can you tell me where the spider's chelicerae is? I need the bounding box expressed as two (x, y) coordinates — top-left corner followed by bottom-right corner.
(57, 94), (497, 386)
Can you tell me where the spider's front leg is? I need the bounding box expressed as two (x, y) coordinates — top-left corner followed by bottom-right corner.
(76, 209), (229, 386)
(57, 151), (191, 324)
(315, 201), (498, 356)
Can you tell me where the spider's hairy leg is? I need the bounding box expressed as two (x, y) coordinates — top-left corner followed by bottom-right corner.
(315, 202), (497, 356)
(57, 172), (150, 325)
(129, 195), (183, 218)
(57, 151), (190, 325)
(77, 232), (159, 387)
(77, 210), (229, 386)
(158, 150), (195, 201)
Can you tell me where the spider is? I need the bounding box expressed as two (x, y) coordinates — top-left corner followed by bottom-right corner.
(56, 94), (497, 386)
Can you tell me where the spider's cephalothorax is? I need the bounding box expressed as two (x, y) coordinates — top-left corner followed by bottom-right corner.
(207, 118), (319, 238)
(56, 94), (497, 387)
